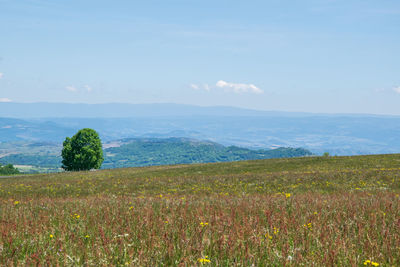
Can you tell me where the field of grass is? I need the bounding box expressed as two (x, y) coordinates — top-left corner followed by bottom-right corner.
(1, 154), (400, 266)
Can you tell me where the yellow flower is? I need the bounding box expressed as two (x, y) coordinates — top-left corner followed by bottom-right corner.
(200, 222), (209, 227)
(273, 227), (279, 235)
(49, 234), (54, 238)
(85, 235), (90, 238)
(129, 206), (134, 210)
(285, 193), (291, 198)
(265, 233), (272, 240)
(198, 256), (211, 264)
(14, 201), (19, 205)
(363, 260), (379, 266)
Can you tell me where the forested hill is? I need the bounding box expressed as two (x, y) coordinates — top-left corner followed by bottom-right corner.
(0, 138), (312, 172)
(102, 138), (312, 169)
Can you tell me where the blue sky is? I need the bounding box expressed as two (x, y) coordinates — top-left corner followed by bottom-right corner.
(0, 0), (399, 114)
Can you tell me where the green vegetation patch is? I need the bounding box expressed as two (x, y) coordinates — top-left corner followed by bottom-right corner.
(0, 163), (20, 175)
(102, 137), (313, 168)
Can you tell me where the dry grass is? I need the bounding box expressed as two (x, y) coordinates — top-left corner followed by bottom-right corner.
(1, 155), (400, 266)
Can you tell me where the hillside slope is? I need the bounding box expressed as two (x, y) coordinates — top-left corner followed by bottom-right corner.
(0, 138), (312, 171)
(102, 137), (312, 168)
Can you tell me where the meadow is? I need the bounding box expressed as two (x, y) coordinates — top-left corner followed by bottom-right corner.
(1, 155), (400, 266)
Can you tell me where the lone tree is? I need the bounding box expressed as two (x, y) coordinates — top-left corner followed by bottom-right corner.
(61, 128), (104, 171)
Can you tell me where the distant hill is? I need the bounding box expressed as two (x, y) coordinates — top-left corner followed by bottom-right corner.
(0, 138), (312, 172)
(0, 118), (76, 142)
(102, 138), (313, 169)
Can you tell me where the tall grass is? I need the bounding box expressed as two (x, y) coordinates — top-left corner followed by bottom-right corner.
(1, 155), (400, 265)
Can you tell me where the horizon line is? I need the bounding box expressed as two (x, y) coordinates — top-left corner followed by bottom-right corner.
(1, 101), (399, 117)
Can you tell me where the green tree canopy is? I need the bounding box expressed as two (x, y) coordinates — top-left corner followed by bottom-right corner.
(0, 164), (20, 175)
(61, 128), (104, 171)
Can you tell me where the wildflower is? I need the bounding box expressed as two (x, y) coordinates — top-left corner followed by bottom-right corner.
(303, 222), (312, 230)
(85, 235), (90, 238)
(285, 193), (291, 199)
(273, 227), (279, 235)
(49, 234), (54, 238)
(363, 260), (379, 266)
(200, 222), (209, 227)
(165, 221), (169, 224)
(313, 212), (318, 215)
(198, 256), (211, 264)
(14, 201), (19, 205)
(129, 206), (134, 210)
(265, 233), (273, 240)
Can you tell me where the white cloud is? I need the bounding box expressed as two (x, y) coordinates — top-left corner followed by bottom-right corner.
(66, 86), (77, 92)
(393, 86), (400, 94)
(191, 81), (263, 94)
(0, 73), (3, 79)
(0, 98), (12, 102)
(216, 80), (263, 94)
(190, 84), (199, 90)
(190, 83), (211, 91)
(84, 85), (93, 92)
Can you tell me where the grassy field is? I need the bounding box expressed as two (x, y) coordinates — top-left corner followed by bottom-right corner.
(1, 155), (400, 266)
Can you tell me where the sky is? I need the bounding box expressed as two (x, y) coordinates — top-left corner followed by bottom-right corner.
(0, 0), (400, 114)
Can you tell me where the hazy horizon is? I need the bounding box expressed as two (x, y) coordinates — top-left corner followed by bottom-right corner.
(1, 101), (400, 117)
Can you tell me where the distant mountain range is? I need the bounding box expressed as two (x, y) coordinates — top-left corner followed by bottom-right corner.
(1, 102), (400, 155)
(0, 102), (303, 118)
(2, 102), (393, 118)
